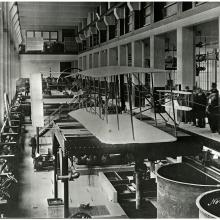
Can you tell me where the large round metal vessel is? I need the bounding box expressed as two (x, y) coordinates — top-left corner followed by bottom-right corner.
(156, 163), (220, 218)
(196, 189), (220, 218)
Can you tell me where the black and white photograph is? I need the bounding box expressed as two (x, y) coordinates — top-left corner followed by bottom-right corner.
(0, 1), (220, 218)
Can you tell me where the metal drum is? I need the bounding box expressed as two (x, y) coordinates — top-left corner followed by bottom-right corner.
(156, 163), (220, 218)
(196, 189), (220, 218)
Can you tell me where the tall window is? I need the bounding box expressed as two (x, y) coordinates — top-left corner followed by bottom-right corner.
(141, 2), (151, 26)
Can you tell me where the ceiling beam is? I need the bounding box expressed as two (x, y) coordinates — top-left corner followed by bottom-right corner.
(18, 4), (98, 14)
(19, 13), (88, 19)
(19, 7), (93, 15)
(21, 25), (79, 30)
(20, 17), (84, 23)
(21, 23), (79, 28)
(17, 2), (100, 32)
(18, 2), (99, 8)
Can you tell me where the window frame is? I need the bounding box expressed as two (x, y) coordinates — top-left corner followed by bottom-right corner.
(26, 30), (58, 42)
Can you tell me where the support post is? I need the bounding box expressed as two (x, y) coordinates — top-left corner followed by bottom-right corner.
(85, 77), (88, 111)
(54, 150), (58, 199)
(115, 76), (119, 130)
(63, 155), (69, 218)
(98, 79), (102, 118)
(89, 77), (92, 112)
(94, 78), (96, 115)
(207, 53), (209, 91)
(36, 127), (39, 153)
(104, 77), (108, 123)
(111, 76), (113, 105)
(47, 137), (63, 207)
(169, 72), (177, 137)
(127, 74), (135, 140)
(138, 73), (142, 120)
(135, 171), (142, 209)
(135, 159), (144, 210)
(120, 75), (125, 111)
(151, 73), (157, 126)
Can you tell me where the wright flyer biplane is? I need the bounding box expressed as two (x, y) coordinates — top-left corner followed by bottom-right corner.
(48, 65), (202, 217)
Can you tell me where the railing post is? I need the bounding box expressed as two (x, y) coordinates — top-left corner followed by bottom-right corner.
(127, 74), (135, 140)
(54, 143), (58, 199)
(63, 154), (69, 218)
(150, 73), (157, 126)
(138, 73), (142, 120)
(169, 72), (177, 137)
(104, 77), (108, 123)
(135, 158), (144, 210)
(115, 75), (119, 130)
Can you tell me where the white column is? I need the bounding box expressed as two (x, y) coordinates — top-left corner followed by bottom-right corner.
(93, 52), (99, 68)
(141, 41), (146, 84)
(100, 50), (107, 67)
(97, 51), (100, 67)
(7, 37), (11, 101)
(82, 56), (85, 70)
(141, 41), (145, 67)
(3, 30), (8, 96)
(12, 47), (18, 99)
(106, 48), (110, 66)
(17, 53), (21, 79)
(177, 26), (194, 90)
(89, 54), (93, 69)
(109, 47), (118, 66)
(117, 46), (120, 66)
(150, 35), (166, 87)
(217, 17), (220, 92)
(132, 41), (145, 83)
(0, 3), (4, 124)
(119, 45), (127, 66)
(10, 44), (13, 99)
(6, 3), (11, 101)
(131, 41), (144, 105)
(78, 57), (82, 70)
(86, 54), (89, 70)
(132, 41), (142, 67)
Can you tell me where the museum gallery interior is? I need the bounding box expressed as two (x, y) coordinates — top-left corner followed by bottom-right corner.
(1, 1), (220, 218)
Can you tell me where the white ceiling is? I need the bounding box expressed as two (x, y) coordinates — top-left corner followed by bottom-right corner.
(17, 2), (100, 31)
